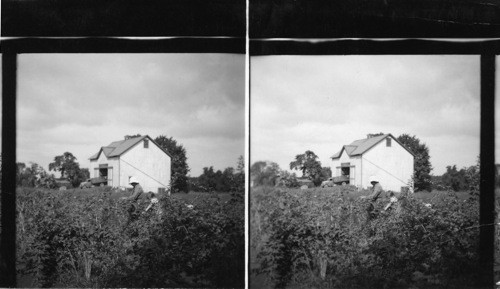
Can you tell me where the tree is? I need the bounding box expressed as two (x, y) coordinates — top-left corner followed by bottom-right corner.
(198, 166), (217, 192)
(48, 152), (88, 187)
(236, 155), (244, 175)
(321, 167), (332, 179)
(442, 165), (467, 192)
(289, 150), (323, 185)
(233, 156), (245, 192)
(275, 170), (300, 188)
(155, 135), (190, 193)
(17, 162), (58, 189)
(49, 152), (78, 179)
(77, 168), (90, 185)
(465, 160), (480, 195)
(251, 161), (281, 186)
(397, 134), (433, 192)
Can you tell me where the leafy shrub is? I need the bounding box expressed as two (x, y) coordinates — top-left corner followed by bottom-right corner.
(251, 187), (480, 288)
(16, 187), (244, 288)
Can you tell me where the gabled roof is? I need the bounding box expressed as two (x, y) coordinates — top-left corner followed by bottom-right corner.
(89, 135), (172, 160)
(331, 133), (415, 160)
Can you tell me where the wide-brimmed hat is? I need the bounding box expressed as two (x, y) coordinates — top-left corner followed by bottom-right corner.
(369, 176), (379, 183)
(129, 176), (139, 184)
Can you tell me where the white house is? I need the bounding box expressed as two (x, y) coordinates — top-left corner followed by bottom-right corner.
(331, 133), (414, 192)
(89, 135), (172, 193)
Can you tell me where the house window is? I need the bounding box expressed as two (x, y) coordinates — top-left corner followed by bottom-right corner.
(144, 139), (149, 148)
(386, 138), (391, 147)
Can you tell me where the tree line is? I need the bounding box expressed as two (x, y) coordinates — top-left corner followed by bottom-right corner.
(188, 156), (245, 193)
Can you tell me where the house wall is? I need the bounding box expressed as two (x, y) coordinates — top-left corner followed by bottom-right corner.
(88, 153), (119, 187)
(361, 137), (414, 192)
(119, 139), (171, 193)
(331, 152), (362, 188)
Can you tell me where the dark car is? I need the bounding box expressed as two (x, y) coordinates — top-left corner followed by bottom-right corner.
(80, 177), (107, 189)
(321, 175), (350, 187)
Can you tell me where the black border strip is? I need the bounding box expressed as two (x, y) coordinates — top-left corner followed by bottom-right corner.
(1, 54), (17, 287)
(479, 54), (495, 287)
(1, 37), (246, 54)
(249, 0), (500, 39)
(250, 39), (500, 55)
(1, 0), (246, 37)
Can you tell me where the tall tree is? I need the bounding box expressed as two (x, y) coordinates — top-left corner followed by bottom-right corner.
(48, 152), (87, 187)
(397, 134), (433, 192)
(234, 155), (245, 192)
(155, 135), (190, 193)
(49, 152), (78, 178)
(236, 155), (245, 175)
(289, 150), (322, 180)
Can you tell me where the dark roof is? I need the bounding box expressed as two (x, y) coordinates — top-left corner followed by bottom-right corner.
(90, 135), (172, 160)
(331, 134), (415, 159)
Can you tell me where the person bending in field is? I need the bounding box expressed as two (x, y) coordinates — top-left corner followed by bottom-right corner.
(121, 176), (145, 223)
(362, 176), (385, 220)
(362, 176), (397, 220)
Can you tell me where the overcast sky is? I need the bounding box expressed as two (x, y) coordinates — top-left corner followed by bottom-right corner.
(251, 55), (485, 176)
(15, 54), (245, 177)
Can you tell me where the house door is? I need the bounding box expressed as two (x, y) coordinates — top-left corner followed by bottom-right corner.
(340, 165), (355, 185)
(98, 164), (109, 185)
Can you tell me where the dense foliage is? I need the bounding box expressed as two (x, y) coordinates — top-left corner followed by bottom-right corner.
(48, 152), (89, 188)
(189, 156), (245, 193)
(251, 186), (481, 288)
(155, 135), (191, 193)
(290, 150), (324, 186)
(251, 161), (303, 188)
(397, 134), (433, 192)
(432, 158), (480, 194)
(17, 162), (58, 189)
(15, 187), (244, 288)
(251, 161), (281, 187)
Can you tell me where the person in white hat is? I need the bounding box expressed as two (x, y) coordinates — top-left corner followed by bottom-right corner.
(121, 176), (145, 201)
(121, 177), (146, 223)
(364, 176), (386, 220)
(368, 176), (384, 202)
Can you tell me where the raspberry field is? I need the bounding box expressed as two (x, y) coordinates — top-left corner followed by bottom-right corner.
(251, 186), (487, 289)
(13, 187), (245, 288)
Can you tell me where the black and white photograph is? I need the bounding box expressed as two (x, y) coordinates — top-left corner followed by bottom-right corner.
(2, 0), (500, 287)
(11, 53), (245, 287)
(250, 55), (489, 288)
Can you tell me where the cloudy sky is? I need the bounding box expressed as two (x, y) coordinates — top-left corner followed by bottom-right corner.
(251, 55), (486, 176)
(16, 54), (245, 177)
